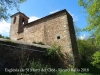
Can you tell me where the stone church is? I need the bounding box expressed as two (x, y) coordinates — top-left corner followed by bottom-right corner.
(10, 9), (80, 67)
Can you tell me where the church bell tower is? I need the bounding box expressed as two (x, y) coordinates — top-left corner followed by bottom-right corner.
(10, 12), (29, 40)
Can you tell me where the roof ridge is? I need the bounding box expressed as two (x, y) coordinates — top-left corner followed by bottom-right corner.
(24, 9), (68, 26)
(10, 12), (29, 19)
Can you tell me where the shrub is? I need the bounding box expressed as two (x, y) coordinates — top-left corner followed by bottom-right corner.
(44, 44), (64, 68)
(45, 44), (62, 57)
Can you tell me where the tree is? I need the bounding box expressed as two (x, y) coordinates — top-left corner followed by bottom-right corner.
(91, 51), (100, 69)
(77, 38), (97, 61)
(0, 0), (26, 21)
(78, 0), (100, 47)
(0, 34), (4, 38)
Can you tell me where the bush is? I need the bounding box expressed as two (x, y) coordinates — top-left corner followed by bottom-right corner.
(45, 44), (61, 57)
(44, 44), (64, 68)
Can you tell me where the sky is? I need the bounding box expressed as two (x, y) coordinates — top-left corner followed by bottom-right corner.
(0, 0), (88, 39)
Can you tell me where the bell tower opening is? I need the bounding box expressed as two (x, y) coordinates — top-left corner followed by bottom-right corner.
(13, 17), (16, 24)
(17, 14), (29, 33)
(22, 18), (25, 25)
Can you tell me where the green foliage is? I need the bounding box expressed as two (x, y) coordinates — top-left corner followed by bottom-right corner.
(78, 0), (100, 47)
(32, 41), (44, 45)
(76, 73), (93, 75)
(57, 71), (75, 75)
(37, 42), (44, 45)
(45, 44), (62, 58)
(18, 60), (94, 75)
(0, 0), (26, 20)
(76, 0), (100, 69)
(32, 41), (36, 44)
(44, 44), (64, 68)
(91, 51), (100, 69)
(16, 43), (98, 75)
(4, 36), (10, 39)
(0, 34), (10, 39)
(77, 38), (100, 74)
(58, 71), (92, 75)
(0, 34), (4, 38)
(17, 60), (58, 75)
(17, 44), (62, 75)
(77, 38), (97, 61)
(80, 59), (100, 74)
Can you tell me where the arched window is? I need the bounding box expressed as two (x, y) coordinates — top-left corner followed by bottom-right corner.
(13, 17), (16, 24)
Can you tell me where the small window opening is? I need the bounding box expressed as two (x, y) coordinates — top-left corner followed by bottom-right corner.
(57, 36), (60, 39)
(13, 17), (16, 24)
(22, 18), (25, 25)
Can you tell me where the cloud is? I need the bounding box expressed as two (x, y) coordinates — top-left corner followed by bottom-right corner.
(0, 20), (10, 36)
(69, 12), (78, 22)
(50, 10), (59, 14)
(28, 16), (39, 23)
(78, 34), (86, 40)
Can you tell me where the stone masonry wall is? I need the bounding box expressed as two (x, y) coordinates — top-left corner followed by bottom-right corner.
(24, 12), (73, 56)
(0, 39), (48, 71)
(23, 12), (76, 67)
(24, 22), (44, 43)
(10, 10), (80, 68)
(10, 15), (20, 40)
(24, 12), (71, 51)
